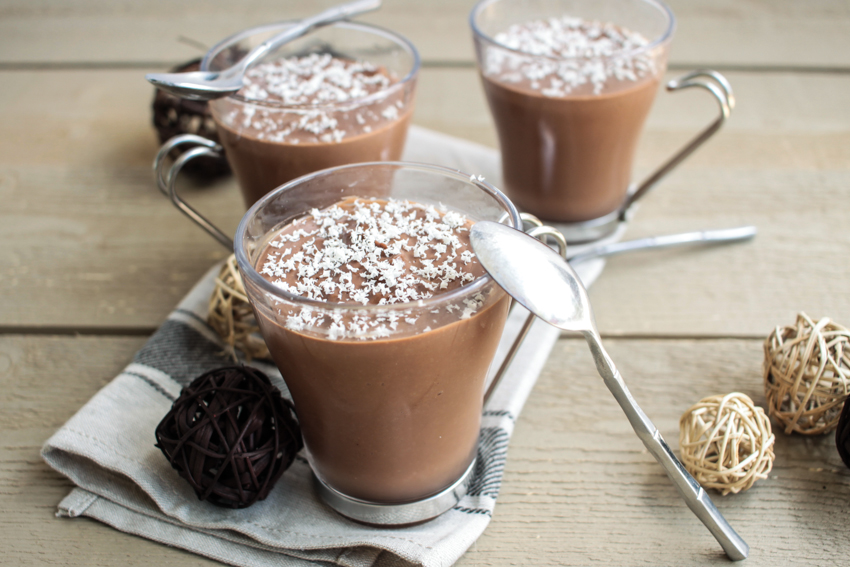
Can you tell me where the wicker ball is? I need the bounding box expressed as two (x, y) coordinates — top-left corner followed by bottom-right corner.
(152, 58), (231, 181)
(836, 399), (850, 469)
(208, 255), (270, 362)
(763, 312), (850, 435)
(155, 365), (302, 508)
(679, 393), (775, 495)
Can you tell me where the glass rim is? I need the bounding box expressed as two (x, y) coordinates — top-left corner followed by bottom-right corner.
(234, 161), (522, 313)
(200, 20), (421, 111)
(469, 0), (676, 64)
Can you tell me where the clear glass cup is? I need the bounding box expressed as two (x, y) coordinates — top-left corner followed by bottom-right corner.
(234, 162), (521, 507)
(471, 0), (674, 224)
(201, 21), (420, 208)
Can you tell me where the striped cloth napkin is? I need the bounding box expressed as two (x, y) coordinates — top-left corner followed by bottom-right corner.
(41, 126), (619, 567)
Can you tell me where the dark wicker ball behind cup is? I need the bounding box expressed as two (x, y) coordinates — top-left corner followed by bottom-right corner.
(152, 58), (231, 180)
(837, 399), (850, 469)
(155, 366), (302, 508)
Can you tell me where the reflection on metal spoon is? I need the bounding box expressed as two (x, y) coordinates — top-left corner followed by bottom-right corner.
(145, 0), (382, 100)
(568, 225), (757, 264)
(470, 220), (749, 561)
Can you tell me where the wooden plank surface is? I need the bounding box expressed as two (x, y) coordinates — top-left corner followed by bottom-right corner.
(2, 68), (849, 336)
(2, 335), (847, 565)
(0, 335), (219, 566)
(4, 1), (848, 565)
(461, 337), (850, 566)
(1, 0), (849, 69)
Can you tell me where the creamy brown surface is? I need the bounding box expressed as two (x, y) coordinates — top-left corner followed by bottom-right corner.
(481, 17), (663, 222)
(210, 54), (414, 208)
(483, 74), (659, 222)
(253, 197), (510, 503)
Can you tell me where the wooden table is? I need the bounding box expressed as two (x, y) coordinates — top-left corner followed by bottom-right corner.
(3, 1), (849, 565)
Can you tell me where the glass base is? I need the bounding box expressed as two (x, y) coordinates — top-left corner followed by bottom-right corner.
(547, 209), (622, 244)
(531, 183), (638, 244)
(314, 458), (476, 526)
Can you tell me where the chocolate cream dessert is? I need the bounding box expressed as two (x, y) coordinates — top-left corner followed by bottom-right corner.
(251, 197), (510, 503)
(480, 17), (664, 222)
(210, 54), (414, 207)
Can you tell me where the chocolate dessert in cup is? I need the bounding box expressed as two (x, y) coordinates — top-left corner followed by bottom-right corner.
(155, 20), (419, 224)
(471, 0), (734, 242)
(233, 162), (525, 524)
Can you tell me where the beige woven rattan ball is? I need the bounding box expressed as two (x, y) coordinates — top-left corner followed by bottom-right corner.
(679, 393), (775, 495)
(207, 255), (269, 362)
(763, 313), (850, 435)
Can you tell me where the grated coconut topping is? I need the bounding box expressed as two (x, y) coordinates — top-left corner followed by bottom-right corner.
(486, 17), (657, 96)
(240, 53), (392, 105)
(257, 198), (490, 340)
(222, 54), (406, 144)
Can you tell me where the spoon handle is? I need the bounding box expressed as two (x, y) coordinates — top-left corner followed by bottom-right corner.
(236, 0), (383, 73)
(582, 330), (749, 561)
(568, 226), (756, 265)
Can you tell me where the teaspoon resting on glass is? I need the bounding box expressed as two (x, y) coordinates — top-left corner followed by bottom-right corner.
(469, 221), (749, 561)
(145, 0), (382, 100)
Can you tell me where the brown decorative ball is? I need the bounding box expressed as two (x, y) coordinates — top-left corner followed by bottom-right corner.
(155, 366), (302, 508)
(152, 58), (231, 180)
(764, 313), (850, 435)
(837, 399), (850, 469)
(208, 255), (270, 362)
(679, 393), (775, 495)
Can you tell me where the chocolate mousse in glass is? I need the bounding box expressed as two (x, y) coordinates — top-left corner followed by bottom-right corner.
(201, 22), (419, 208)
(234, 162), (522, 524)
(471, 0), (673, 225)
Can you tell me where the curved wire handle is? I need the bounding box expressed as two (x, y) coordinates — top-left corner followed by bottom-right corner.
(484, 213), (567, 404)
(152, 134), (234, 250)
(153, 147), (553, 404)
(619, 70), (735, 221)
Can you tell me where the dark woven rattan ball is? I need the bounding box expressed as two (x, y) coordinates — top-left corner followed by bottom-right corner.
(837, 398), (850, 469)
(155, 366), (302, 508)
(152, 58), (231, 180)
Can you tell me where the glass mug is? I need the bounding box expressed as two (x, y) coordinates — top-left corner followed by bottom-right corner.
(155, 20), (420, 228)
(471, 0), (734, 242)
(233, 162), (550, 525)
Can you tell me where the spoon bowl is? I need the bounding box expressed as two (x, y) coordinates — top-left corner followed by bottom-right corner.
(146, 70), (244, 101)
(470, 221), (749, 561)
(146, 0), (382, 100)
(472, 223), (593, 332)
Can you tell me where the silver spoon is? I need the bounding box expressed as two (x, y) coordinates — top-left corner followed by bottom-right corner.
(568, 226), (756, 264)
(146, 0), (382, 101)
(470, 221), (749, 561)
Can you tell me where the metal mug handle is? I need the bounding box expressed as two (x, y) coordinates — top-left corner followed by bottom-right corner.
(153, 134), (235, 250)
(618, 69), (735, 221)
(154, 147), (555, 403)
(484, 213), (566, 404)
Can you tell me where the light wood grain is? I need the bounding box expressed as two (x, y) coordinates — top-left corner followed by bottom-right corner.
(2, 68), (850, 336)
(3, 335), (847, 565)
(4, 1), (846, 566)
(0, 335), (221, 566)
(1, 0), (849, 69)
(460, 337), (850, 566)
